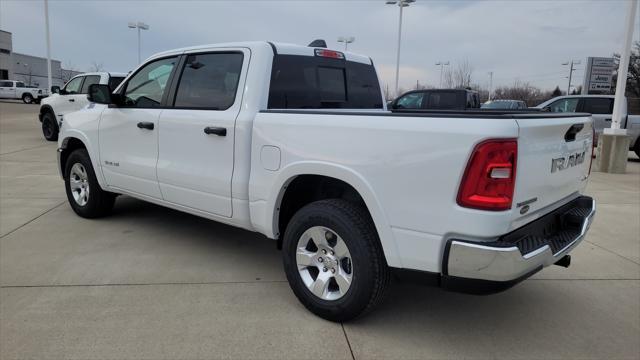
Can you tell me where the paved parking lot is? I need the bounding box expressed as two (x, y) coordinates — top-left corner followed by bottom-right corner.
(0, 100), (638, 359)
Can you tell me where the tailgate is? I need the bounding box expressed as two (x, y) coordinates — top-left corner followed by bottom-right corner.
(513, 115), (593, 220)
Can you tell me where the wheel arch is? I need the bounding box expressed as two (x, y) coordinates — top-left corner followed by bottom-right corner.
(39, 104), (54, 122)
(59, 134), (106, 189)
(261, 162), (402, 268)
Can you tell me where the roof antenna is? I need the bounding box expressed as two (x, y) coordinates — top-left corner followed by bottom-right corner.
(308, 39), (327, 48)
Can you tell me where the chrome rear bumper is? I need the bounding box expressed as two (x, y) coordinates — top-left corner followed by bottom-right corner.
(444, 196), (595, 284)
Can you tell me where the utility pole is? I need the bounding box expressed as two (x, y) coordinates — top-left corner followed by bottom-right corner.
(563, 60), (581, 94)
(435, 61), (449, 88)
(44, 0), (52, 91)
(488, 71), (493, 101)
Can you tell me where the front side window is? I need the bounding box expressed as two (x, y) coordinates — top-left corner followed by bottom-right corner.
(63, 77), (84, 94)
(582, 98), (613, 114)
(80, 75), (101, 94)
(123, 57), (177, 108)
(16, 82), (25, 88)
(108, 76), (125, 91)
(548, 98), (579, 113)
(174, 53), (243, 109)
(396, 92), (424, 109)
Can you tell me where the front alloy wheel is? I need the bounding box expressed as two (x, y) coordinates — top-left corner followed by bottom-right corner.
(69, 163), (90, 206)
(296, 226), (353, 301)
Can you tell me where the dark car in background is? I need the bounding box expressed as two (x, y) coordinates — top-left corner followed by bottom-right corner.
(389, 89), (480, 110)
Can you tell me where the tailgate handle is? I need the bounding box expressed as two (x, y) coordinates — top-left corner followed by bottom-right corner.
(564, 124), (584, 142)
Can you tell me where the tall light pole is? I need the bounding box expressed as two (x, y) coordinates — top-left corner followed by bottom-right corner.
(386, 0), (415, 96)
(44, 0), (52, 91)
(435, 61), (449, 88)
(562, 60), (581, 94)
(610, 0), (638, 133)
(487, 71), (493, 101)
(128, 21), (149, 64)
(337, 36), (355, 50)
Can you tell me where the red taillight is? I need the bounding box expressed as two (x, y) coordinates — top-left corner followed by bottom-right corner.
(457, 139), (518, 211)
(314, 49), (345, 59)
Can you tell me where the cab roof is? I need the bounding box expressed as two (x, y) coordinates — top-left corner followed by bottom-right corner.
(147, 41), (372, 65)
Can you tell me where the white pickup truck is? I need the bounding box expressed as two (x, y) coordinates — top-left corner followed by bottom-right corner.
(57, 41), (596, 321)
(0, 80), (48, 104)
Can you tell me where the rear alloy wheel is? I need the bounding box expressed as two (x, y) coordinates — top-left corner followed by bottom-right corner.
(283, 199), (389, 322)
(22, 93), (34, 104)
(41, 112), (58, 141)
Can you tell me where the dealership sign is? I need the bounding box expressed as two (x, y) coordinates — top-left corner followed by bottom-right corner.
(582, 57), (616, 94)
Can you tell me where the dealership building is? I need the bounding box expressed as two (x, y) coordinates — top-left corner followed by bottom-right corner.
(0, 29), (80, 88)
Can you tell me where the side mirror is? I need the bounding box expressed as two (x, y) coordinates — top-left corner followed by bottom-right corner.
(51, 86), (60, 94)
(541, 106), (551, 112)
(87, 84), (112, 104)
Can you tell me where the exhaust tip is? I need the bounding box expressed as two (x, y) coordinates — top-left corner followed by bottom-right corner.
(554, 255), (571, 268)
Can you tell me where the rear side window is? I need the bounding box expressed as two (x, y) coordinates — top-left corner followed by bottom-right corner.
(80, 75), (101, 94)
(582, 98), (613, 114)
(427, 92), (459, 109)
(0, 81), (12, 87)
(268, 54), (383, 109)
(173, 52), (244, 110)
(108, 76), (125, 91)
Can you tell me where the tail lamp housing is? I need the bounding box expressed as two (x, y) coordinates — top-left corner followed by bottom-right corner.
(457, 139), (518, 211)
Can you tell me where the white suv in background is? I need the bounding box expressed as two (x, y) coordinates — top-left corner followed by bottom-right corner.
(39, 72), (126, 141)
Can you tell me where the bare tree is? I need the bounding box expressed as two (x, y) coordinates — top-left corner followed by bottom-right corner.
(61, 61), (79, 83)
(89, 61), (105, 72)
(440, 60), (474, 89)
(492, 80), (555, 106)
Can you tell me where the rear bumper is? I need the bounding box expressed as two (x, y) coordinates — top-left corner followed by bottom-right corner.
(441, 196), (595, 293)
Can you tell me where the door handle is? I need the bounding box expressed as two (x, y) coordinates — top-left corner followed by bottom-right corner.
(68, 99), (75, 102)
(204, 126), (226, 136)
(137, 121), (154, 130)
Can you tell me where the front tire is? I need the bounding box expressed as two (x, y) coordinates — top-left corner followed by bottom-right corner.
(282, 199), (389, 322)
(41, 112), (58, 141)
(22, 93), (34, 104)
(64, 149), (115, 218)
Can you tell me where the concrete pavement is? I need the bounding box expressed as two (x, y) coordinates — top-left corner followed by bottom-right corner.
(1, 101), (638, 359)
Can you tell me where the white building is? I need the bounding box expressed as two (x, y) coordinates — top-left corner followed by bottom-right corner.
(0, 29), (80, 88)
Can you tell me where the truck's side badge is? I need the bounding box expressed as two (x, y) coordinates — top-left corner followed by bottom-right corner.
(104, 160), (119, 167)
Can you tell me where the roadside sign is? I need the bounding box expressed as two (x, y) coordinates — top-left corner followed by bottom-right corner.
(582, 57), (616, 94)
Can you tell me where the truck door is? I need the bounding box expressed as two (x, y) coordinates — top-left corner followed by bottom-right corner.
(579, 97), (614, 143)
(156, 50), (248, 217)
(99, 56), (179, 199)
(0, 81), (16, 98)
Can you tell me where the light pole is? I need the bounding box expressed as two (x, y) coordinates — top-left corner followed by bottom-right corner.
(487, 71), (493, 101)
(128, 21), (150, 64)
(435, 61), (449, 88)
(386, 0), (415, 96)
(337, 36), (355, 51)
(44, 0), (52, 91)
(562, 60), (581, 95)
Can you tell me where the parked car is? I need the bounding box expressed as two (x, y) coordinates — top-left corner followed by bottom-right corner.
(0, 80), (48, 104)
(57, 41), (595, 321)
(536, 95), (640, 157)
(389, 89), (481, 110)
(38, 72), (126, 141)
(482, 99), (527, 110)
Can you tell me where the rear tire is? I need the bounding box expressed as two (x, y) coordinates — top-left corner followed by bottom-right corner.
(41, 112), (58, 141)
(634, 140), (640, 159)
(22, 93), (33, 104)
(282, 199), (389, 322)
(64, 149), (115, 218)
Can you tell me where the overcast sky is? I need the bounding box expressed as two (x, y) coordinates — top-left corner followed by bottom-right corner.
(1, 0), (638, 91)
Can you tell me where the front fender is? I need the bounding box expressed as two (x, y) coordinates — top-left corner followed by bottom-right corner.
(249, 161), (402, 268)
(58, 107), (106, 188)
